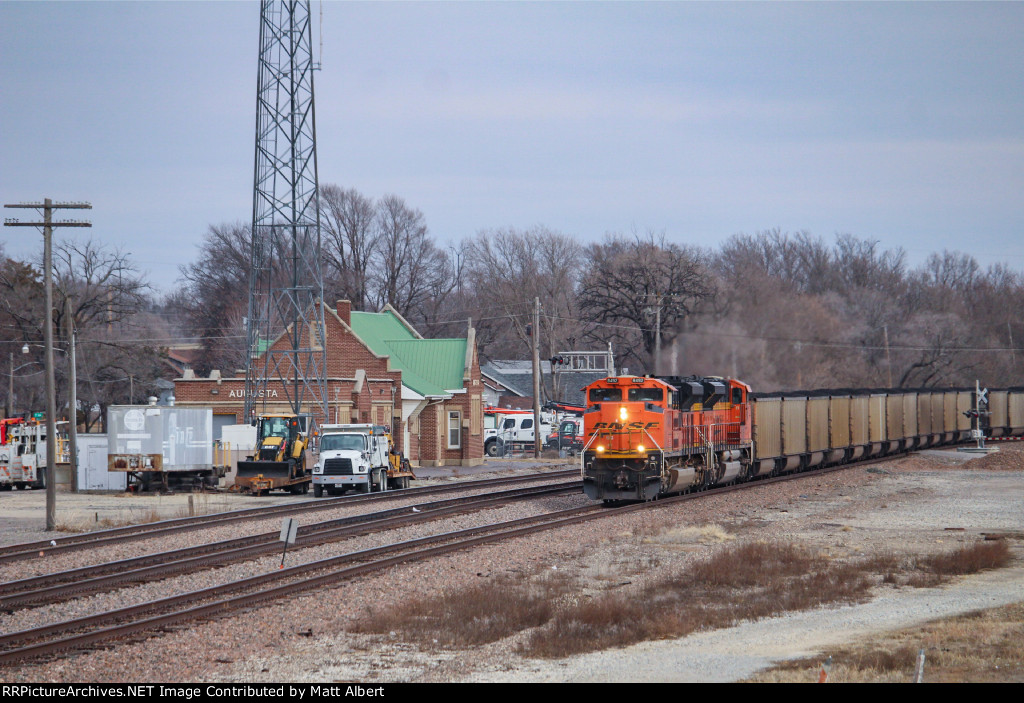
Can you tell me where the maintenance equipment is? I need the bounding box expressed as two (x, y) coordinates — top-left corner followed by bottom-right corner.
(235, 413), (310, 495)
(312, 424), (415, 496)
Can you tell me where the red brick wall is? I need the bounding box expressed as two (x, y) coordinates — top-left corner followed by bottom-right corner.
(174, 301), (484, 465)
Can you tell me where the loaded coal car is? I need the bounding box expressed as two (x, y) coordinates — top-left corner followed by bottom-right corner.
(581, 376), (1024, 503)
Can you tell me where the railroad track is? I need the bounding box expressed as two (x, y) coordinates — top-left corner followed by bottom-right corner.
(0, 480), (581, 610)
(0, 456), (894, 666)
(0, 468), (579, 564)
(0, 500), (612, 665)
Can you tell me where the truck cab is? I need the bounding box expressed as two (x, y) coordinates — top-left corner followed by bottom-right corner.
(312, 424), (392, 496)
(0, 420), (66, 490)
(484, 411), (553, 457)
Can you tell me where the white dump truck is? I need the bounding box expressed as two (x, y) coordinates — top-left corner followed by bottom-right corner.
(311, 424), (415, 497)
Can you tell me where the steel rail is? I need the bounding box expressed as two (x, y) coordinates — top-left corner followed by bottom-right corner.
(0, 469), (578, 563)
(0, 452), (916, 665)
(0, 481), (581, 607)
(0, 502), (612, 663)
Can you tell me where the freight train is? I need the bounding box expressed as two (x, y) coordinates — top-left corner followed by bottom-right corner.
(580, 375), (1020, 502)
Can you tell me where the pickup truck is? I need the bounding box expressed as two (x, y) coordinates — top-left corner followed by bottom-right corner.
(484, 412), (553, 457)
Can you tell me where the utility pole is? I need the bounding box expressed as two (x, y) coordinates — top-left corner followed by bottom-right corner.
(532, 297), (542, 458)
(654, 303), (662, 376)
(6, 352), (12, 418)
(66, 297), (79, 493)
(4, 199), (91, 531)
(1009, 322), (1016, 368)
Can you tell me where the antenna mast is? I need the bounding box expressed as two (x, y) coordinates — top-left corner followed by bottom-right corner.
(243, 0), (328, 427)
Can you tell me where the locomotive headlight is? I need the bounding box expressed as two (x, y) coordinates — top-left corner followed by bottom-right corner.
(637, 445), (645, 454)
(619, 406), (628, 421)
(596, 445), (605, 454)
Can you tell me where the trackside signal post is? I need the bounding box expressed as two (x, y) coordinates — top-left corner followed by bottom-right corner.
(5, 199), (91, 530)
(958, 380), (998, 455)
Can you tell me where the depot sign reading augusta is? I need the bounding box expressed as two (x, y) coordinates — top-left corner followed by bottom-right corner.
(227, 389), (280, 399)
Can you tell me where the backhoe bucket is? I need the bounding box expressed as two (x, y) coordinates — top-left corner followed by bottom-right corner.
(234, 459), (305, 494)
(236, 460), (292, 480)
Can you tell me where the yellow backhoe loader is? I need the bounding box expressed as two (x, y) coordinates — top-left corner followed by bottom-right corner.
(235, 413), (310, 495)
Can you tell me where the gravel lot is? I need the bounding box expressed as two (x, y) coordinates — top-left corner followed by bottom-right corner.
(1, 449), (1021, 683)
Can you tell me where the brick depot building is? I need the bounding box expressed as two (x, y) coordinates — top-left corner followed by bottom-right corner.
(174, 300), (484, 467)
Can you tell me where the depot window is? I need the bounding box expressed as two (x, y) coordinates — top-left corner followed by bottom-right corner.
(448, 410), (462, 449)
(589, 388), (622, 402)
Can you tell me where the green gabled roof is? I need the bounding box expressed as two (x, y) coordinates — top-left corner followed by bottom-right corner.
(348, 310), (466, 397)
(349, 310), (419, 348)
(386, 339), (467, 396)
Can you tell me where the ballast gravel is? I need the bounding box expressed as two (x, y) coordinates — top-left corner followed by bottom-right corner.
(0, 450), (1021, 683)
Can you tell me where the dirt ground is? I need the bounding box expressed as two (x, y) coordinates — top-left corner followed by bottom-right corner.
(0, 456), (570, 546)
(459, 445), (1024, 682)
(1, 447), (1021, 682)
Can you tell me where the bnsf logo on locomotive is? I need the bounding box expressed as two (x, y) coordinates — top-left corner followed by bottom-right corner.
(591, 421), (659, 431)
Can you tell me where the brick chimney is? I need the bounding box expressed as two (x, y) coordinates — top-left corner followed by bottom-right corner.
(336, 300), (351, 325)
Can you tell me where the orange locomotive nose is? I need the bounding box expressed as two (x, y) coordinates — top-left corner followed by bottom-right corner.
(585, 402), (664, 454)
(581, 374), (753, 502)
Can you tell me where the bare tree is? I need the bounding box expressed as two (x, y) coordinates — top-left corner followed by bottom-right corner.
(415, 241), (474, 337)
(462, 226), (584, 364)
(174, 223), (251, 374)
(579, 231), (715, 373)
(52, 238), (151, 335)
(0, 246), (45, 416)
(319, 184), (377, 311)
(371, 194), (451, 321)
(0, 238), (164, 428)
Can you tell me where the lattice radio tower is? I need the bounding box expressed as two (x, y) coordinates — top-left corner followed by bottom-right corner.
(243, 0), (329, 427)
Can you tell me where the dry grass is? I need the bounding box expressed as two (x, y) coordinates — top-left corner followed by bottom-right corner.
(526, 540), (872, 658)
(746, 602), (1024, 683)
(352, 575), (574, 648)
(921, 539), (1012, 576)
(745, 540), (1020, 682)
(54, 491), (231, 532)
(350, 536), (1018, 666)
(647, 524), (735, 545)
(857, 539), (1013, 589)
(351, 540), (874, 659)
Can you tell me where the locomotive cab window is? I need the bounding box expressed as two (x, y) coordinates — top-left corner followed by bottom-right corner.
(732, 388), (743, 404)
(627, 387), (664, 403)
(589, 388), (622, 402)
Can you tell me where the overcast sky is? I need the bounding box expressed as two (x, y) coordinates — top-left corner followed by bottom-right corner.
(2, 1), (1022, 294)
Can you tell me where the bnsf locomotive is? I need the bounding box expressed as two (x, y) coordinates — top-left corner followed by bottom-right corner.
(581, 375), (752, 501)
(582, 375), (1024, 502)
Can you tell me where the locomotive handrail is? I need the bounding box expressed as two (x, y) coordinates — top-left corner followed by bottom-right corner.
(641, 426), (663, 452)
(695, 426), (715, 470)
(580, 427), (602, 454)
